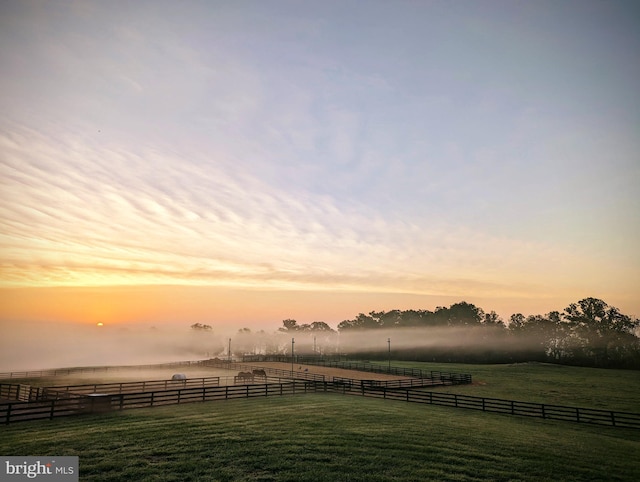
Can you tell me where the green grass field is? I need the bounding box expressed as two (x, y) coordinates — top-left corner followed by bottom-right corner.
(390, 361), (640, 412)
(2, 362), (639, 481)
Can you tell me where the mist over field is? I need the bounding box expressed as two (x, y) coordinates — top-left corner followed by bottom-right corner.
(0, 320), (527, 372)
(0, 321), (232, 371)
(2, 296), (638, 372)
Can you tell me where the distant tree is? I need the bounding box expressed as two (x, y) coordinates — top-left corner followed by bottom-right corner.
(398, 309), (435, 327)
(446, 302), (484, 326)
(190, 323), (212, 331)
(508, 312), (568, 362)
(279, 319), (299, 332)
(337, 312), (382, 331)
(563, 298), (639, 367)
(482, 311), (504, 327)
(309, 321), (334, 332)
(508, 313), (526, 331)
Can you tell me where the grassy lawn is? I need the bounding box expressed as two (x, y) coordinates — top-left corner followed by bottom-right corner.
(2, 393), (640, 481)
(389, 361), (640, 412)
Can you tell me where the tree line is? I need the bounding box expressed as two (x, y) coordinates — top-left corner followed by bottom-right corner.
(329, 298), (640, 369)
(192, 297), (638, 369)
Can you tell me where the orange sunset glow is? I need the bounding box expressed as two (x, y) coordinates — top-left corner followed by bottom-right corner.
(1, 1), (639, 370)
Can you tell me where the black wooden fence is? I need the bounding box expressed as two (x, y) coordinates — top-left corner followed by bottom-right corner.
(2, 367), (638, 429)
(41, 376), (221, 396)
(331, 384), (640, 429)
(2, 379), (639, 429)
(332, 376), (460, 389)
(241, 355), (472, 383)
(0, 383), (42, 402)
(199, 359), (326, 382)
(1, 381), (312, 424)
(0, 361), (202, 380)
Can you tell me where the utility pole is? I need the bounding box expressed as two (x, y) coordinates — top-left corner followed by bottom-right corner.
(314, 336), (316, 354)
(291, 338), (295, 374)
(388, 338), (391, 372)
(228, 338), (231, 363)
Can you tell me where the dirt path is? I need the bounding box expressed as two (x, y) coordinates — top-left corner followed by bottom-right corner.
(247, 362), (409, 382)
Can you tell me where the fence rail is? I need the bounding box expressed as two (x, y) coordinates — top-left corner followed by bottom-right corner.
(0, 381), (313, 424)
(2, 379), (638, 429)
(339, 385), (640, 429)
(0, 361), (202, 380)
(41, 376), (221, 396)
(200, 359), (326, 382)
(0, 394), (88, 424)
(0, 383), (44, 402)
(332, 376), (460, 389)
(241, 355), (472, 384)
(3, 365), (637, 429)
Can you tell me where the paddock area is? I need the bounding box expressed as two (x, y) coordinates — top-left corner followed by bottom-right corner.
(250, 362), (410, 382)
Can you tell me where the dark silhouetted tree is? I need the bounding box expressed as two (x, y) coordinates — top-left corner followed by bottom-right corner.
(190, 323), (212, 331)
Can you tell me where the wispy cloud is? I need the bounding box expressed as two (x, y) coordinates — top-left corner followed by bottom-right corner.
(1, 0), (638, 319)
(1, 121), (622, 303)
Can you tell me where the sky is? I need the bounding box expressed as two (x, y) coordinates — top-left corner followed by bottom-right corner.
(1, 0), (639, 333)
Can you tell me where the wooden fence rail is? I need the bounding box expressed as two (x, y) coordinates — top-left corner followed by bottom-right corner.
(332, 376), (459, 389)
(241, 355), (472, 384)
(0, 361), (202, 380)
(0, 383), (43, 402)
(41, 376), (221, 396)
(0, 381), (312, 424)
(199, 359), (326, 382)
(2, 379), (639, 429)
(340, 385), (640, 429)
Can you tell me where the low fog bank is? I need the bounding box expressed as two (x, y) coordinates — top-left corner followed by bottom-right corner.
(337, 326), (516, 354)
(0, 322), (517, 372)
(3, 296), (638, 371)
(0, 321), (237, 372)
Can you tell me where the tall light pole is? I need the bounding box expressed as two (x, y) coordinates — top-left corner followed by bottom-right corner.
(387, 338), (391, 372)
(228, 338), (231, 363)
(291, 338), (295, 375)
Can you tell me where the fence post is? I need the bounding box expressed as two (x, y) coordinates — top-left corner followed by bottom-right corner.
(50, 400), (55, 420)
(610, 412), (616, 427)
(6, 404), (11, 424)
(576, 408), (580, 423)
(541, 404), (546, 419)
(150, 392), (155, 407)
(202, 387), (206, 402)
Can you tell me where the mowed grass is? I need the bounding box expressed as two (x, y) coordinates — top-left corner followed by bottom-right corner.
(390, 361), (640, 412)
(2, 393), (640, 481)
